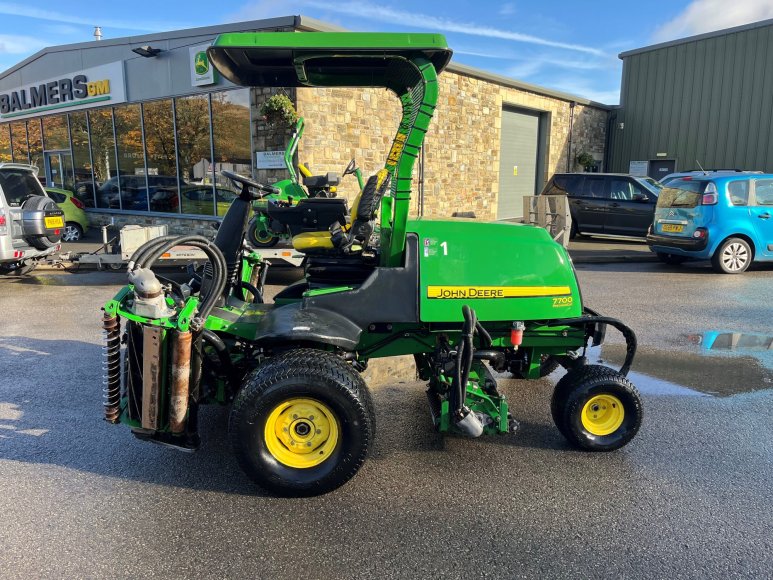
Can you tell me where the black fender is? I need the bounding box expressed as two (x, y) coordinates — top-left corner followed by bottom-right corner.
(253, 303), (361, 351)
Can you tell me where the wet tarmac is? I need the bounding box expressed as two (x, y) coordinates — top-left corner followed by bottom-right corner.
(1, 264), (772, 578)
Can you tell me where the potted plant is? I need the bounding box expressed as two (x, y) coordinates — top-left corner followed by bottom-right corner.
(260, 94), (298, 129)
(576, 151), (596, 172)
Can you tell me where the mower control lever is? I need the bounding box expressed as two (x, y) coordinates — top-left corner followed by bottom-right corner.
(221, 170), (280, 199)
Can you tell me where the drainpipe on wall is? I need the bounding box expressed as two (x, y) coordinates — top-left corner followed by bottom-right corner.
(567, 101), (576, 172)
(604, 110), (618, 173)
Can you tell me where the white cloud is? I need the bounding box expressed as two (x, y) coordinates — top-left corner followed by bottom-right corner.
(303, 1), (605, 56)
(0, 34), (46, 54)
(0, 2), (191, 33)
(653, 0), (773, 42)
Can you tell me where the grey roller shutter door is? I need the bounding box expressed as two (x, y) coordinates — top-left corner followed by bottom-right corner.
(497, 108), (539, 219)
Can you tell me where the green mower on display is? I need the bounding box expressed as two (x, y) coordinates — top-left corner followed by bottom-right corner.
(247, 116), (365, 248)
(102, 32), (643, 496)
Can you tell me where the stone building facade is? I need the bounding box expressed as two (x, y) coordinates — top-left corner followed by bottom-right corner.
(290, 67), (609, 221)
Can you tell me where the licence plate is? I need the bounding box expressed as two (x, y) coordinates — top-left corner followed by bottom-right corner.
(45, 216), (64, 228)
(661, 223), (684, 233)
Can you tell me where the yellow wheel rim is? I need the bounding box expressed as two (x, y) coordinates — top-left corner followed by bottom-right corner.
(264, 398), (339, 468)
(581, 394), (624, 436)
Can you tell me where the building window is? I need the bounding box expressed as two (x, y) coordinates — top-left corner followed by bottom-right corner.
(89, 108), (117, 209)
(175, 94), (214, 215)
(0, 124), (11, 163)
(211, 89), (251, 215)
(27, 119), (43, 177)
(142, 99), (180, 214)
(42, 114), (69, 150)
(10, 121), (28, 164)
(113, 104), (145, 211)
(70, 112), (95, 207)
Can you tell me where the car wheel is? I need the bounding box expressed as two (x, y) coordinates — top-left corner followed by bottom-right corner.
(62, 222), (83, 242)
(656, 252), (687, 265)
(711, 237), (752, 274)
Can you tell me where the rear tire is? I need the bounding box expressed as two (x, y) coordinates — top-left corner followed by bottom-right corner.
(229, 349), (374, 496)
(656, 252), (687, 265)
(711, 237), (752, 274)
(62, 222), (83, 242)
(551, 364), (642, 450)
(247, 214), (280, 248)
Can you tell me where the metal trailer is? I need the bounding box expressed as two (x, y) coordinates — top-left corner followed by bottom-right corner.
(57, 225), (305, 270)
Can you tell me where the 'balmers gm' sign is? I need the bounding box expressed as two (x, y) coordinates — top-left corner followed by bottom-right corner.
(0, 62), (126, 121)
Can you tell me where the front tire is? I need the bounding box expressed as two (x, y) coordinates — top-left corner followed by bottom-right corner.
(229, 349), (375, 496)
(551, 364), (642, 451)
(712, 237), (752, 274)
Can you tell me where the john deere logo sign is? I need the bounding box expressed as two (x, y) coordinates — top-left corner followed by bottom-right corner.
(0, 62), (125, 121)
(194, 51), (209, 75)
(190, 43), (217, 86)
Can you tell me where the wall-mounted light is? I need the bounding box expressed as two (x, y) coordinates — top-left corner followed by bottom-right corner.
(132, 45), (162, 58)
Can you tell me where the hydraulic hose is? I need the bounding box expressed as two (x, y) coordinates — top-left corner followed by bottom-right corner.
(452, 305), (477, 415)
(127, 234), (177, 271)
(475, 320), (492, 348)
(134, 235), (228, 322)
(201, 329), (235, 380)
(545, 313), (638, 376)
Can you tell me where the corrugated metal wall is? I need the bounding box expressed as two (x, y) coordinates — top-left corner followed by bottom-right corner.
(611, 22), (773, 173)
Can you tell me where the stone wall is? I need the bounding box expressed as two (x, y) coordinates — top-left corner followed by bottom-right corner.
(86, 211), (219, 236)
(294, 70), (608, 220)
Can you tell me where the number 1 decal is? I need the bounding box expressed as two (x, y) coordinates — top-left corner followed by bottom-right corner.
(440, 241), (448, 255)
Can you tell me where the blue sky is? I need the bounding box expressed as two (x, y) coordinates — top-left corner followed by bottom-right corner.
(0, 0), (771, 104)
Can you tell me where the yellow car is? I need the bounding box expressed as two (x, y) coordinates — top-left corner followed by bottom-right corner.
(45, 187), (90, 242)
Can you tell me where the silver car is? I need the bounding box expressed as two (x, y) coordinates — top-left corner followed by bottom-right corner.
(0, 164), (64, 275)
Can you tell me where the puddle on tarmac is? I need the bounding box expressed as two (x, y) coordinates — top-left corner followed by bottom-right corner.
(595, 343), (773, 397)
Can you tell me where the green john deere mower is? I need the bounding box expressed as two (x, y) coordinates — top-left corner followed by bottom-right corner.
(102, 32), (642, 496)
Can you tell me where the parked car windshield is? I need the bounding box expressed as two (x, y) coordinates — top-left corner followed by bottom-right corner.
(0, 168), (46, 207)
(656, 179), (707, 209)
(636, 177), (664, 195)
(636, 177), (661, 196)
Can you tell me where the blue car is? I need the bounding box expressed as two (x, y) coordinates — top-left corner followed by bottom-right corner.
(646, 174), (773, 274)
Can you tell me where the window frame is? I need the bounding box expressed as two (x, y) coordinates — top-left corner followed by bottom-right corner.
(752, 178), (773, 207)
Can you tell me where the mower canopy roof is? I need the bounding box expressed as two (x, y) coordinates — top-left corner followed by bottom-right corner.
(207, 32), (452, 88)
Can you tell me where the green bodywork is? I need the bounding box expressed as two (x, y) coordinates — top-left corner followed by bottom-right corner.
(106, 33), (596, 439)
(409, 218), (582, 322)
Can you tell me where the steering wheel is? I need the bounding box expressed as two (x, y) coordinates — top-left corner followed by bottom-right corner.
(343, 159), (358, 176)
(221, 170), (280, 199)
